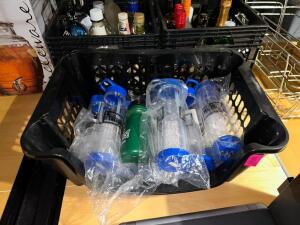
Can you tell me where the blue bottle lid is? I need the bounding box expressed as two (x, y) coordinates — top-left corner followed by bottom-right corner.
(85, 152), (117, 173)
(203, 154), (215, 172)
(212, 135), (242, 161)
(157, 148), (189, 172)
(99, 79), (127, 106)
(186, 79), (199, 108)
(70, 23), (87, 36)
(128, 0), (139, 13)
(90, 95), (104, 114)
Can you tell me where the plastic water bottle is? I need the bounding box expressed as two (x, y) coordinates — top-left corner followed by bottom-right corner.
(185, 79), (215, 171)
(146, 79), (190, 172)
(195, 80), (242, 166)
(85, 79), (128, 171)
(74, 94), (104, 136)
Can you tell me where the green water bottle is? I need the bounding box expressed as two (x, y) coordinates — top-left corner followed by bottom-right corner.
(121, 104), (148, 164)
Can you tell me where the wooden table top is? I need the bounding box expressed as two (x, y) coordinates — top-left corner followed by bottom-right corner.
(0, 93), (298, 225)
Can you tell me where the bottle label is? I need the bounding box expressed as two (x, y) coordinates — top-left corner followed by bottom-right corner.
(122, 129), (131, 144)
(90, 26), (107, 35)
(134, 24), (145, 35)
(119, 21), (130, 35)
(202, 102), (226, 119)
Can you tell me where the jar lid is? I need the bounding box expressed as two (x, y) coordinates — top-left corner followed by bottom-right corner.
(93, 1), (104, 10)
(90, 8), (103, 21)
(224, 20), (236, 27)
(134, 12), (145, 23)
(118, 12), (128, 21)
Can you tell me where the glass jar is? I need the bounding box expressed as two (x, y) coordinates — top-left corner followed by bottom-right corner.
(0, 22), (43, 95)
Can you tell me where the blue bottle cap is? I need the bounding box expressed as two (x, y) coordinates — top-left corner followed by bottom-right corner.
(128, 0), (139, 13)
(157, 148), (190, 172)
(186, 87), (196, 108)
(203, 154), (215, 172)
(105, 85), (127, 106)
(70, 23), (87, 36)
(99, 79), (127, 106)
(85, 152), (117, 173)
(90, 95), (104, 114)
(212, 135), (242, 162)
(186, 79), (200, 108)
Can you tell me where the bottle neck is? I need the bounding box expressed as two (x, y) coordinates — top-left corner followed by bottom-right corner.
(167, 0), (174, 12)
(92, 19), (104, 25)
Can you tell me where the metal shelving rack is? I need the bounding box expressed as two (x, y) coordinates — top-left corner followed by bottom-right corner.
(245, 0), (300, 119)
(244, 0), (300, 32)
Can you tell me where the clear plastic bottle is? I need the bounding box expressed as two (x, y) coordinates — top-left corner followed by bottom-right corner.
(84, 79), (128, 173)
(146, 79), (190, 172)
(89, 8), (107, 35)
(195, 80), (242, 166)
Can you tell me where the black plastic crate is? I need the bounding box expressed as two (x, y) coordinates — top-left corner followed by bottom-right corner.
(46, 0), (160, 64)
(156, 0), (268, 61)
(21, 49), (288, 194)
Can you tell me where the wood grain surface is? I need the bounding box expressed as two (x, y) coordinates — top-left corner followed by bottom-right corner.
(0, 92), (297, 225)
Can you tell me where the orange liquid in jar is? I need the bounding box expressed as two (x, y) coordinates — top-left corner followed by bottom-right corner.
(0, 44), (43, 95)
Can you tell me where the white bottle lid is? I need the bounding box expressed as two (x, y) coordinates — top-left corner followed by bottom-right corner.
(93, 1), (104, 11)
(224, 20), (236, 27)
(118, 12), (128, 21)
(90, 8), (103, 21)
(80, 15), (92, 30)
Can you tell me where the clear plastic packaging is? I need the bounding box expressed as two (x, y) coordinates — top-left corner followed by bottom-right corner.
(70, 78), (214, 225)
(144, 78), (210, 188)
(195, 75), (242, 168)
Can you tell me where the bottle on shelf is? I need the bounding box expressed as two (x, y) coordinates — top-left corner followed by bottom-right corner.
(63, 1), (87, 36)
(164, 0), (175, 29)
(104, 0), (121, 34)
(192, 0), (209, 28)
(133, 12), (145, 35)
(89, 8), (107, 35)
(183, 0), (192, 28)
(128, 0), (139, 33)
(216, 0), (232, 27)
(174, 3), (186, 29)
(118, 12), (130, 35)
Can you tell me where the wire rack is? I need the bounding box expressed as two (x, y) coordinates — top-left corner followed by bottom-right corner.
(244, 0), (300, 119)
(253, 19), (300, 119)
(244, 0), (300, 32)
